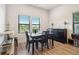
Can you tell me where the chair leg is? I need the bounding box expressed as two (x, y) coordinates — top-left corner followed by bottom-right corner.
(52, 39), (54, 46)
(26, 42), (28, 48)
(41, 43), (44, 51)
(36, 42), (38, 49)
(46, 41), (49, 49)
(46, 40), (49, 49)
(28, 43), (30, 52)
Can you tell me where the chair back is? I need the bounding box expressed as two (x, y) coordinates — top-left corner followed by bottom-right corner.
(25, 31), (30, 42)
(42, 31), (48, 40)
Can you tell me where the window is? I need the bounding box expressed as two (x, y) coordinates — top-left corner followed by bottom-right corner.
(32, 17), (40, 33)
(73, 12), (79, 34)
(18, 15), (30, 33)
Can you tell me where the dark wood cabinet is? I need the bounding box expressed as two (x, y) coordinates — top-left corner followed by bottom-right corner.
(47, 28), (67, 43)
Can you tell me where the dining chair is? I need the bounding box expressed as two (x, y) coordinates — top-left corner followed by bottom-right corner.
(42, 31), (49, 49)
(25, 31), (32, 52)
(47, 33), (54, 46)
(25, 31), (49, 53)
(47, 29), (54, 46)
(36, 31), (49, 51)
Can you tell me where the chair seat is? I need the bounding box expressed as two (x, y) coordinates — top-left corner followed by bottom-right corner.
(28, 40), (37, 43)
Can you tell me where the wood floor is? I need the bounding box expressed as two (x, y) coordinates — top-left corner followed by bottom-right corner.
(16, 40), (79, 55)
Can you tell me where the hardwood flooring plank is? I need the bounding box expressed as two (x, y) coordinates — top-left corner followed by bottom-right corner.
(16, 41), (79, 55)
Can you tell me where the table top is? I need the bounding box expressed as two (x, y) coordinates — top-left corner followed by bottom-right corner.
(28, 33), (43, 37)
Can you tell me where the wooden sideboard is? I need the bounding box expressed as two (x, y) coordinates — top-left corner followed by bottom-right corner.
(47, 28), (67, 43)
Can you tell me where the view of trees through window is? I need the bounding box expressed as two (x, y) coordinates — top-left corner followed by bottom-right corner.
(73, 12), (79, 34)
(18, 15), (30, 33)
(32, 17), (40, 33)
(18, 15), (40, 33)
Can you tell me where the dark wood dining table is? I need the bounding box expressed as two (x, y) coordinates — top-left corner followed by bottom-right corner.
(28, 33), (43, 55)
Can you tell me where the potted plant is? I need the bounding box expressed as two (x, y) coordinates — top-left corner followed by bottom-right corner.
(32, 27), (38, 34)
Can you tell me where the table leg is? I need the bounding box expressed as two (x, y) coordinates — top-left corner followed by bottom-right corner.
(47, 40), (49, 49)
(32, 38), (34, 55)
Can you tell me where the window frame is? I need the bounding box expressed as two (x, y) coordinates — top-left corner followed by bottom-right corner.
(73, 12), (79, 33)
(18, 15), (30, 33)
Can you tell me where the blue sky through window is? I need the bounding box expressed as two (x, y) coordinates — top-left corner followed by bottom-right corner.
(19, 15), (29, 24)
(32, 17), (40, 24)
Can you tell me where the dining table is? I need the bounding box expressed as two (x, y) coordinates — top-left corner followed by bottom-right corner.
(28, 33), (44, 55)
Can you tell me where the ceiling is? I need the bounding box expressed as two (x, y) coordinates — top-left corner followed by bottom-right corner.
(31, 4), (60, 11)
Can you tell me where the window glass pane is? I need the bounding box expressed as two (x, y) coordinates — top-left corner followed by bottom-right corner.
(19, 15), (29, 24)
(32, 17), (40, 24)
(18, 15), (30, 33)
(74, 13), (79, 22)
(74, 24), (79, 34)
(19, 24), (29, 33)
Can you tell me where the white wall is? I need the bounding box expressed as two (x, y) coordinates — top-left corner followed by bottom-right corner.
(0, 5), (6, 44)
(49, 4), (79, 39)
(6, 4), (49, 42)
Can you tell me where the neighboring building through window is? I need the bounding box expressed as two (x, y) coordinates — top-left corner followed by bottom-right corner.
(18, 15), (30, 33)
(73, 12), (79, 34)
